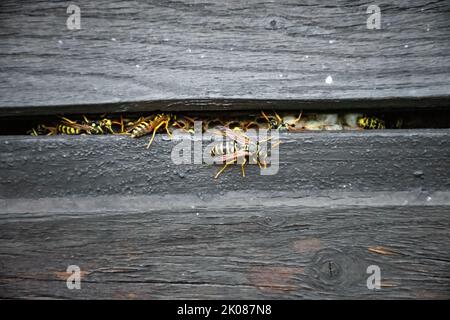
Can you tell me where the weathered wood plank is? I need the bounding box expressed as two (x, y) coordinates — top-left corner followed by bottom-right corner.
(0, 131), (449, 299)
(0, 195), (449, 299)
(0, 0), (449, 114)
(0, 130), (449, 198)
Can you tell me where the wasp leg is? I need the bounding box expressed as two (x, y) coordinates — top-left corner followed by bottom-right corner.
(214, 162), (231, 179)
(214, 164), (228, 179)
(258, 136), (273, 143)
(120, 115), (124, 133)
(172, 120), (183, 128)
(113, 115), (129, 135)
(274, 111), (283, 123)
(287, 126), (305, 132)
(146, 120), (167, 149)
(42, 125), (56, 135)
(164, 120), (173, 139)
(183, 115), (196, 122)
(272, 140), (281, 148)
(214, 158), (238, 179)
(241, 157), (247, 177)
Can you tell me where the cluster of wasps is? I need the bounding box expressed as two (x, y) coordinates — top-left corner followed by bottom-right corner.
(29, 114), (177, 148)
(29, 112), (393, 178)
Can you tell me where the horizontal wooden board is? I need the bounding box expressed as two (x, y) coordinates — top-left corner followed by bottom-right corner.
(0, 196), (449, 299)
(0, 130), (449, 299)
(0, 0), (449, 115)
(1, 130), (449, 198)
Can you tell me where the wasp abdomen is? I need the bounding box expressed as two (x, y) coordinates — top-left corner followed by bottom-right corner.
(131, 122), (152, 138)
(211, 141), (240, 157)
(357, 116), (385, 129)
(57, 124), (81, 135)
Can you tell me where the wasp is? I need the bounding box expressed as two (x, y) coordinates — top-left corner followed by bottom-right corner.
(357, 115), (385, 129)
(55, 116), (116, 135)
(128, 113), (176, 148)
(56, 117), (93, 135)
(210, 126), (277, 178)
(28, 124), (52, 136)
(260, 111), (303, 131)
(81, 115), (120, 134)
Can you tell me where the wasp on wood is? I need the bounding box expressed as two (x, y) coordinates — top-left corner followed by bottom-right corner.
(210, 126), (279, 178)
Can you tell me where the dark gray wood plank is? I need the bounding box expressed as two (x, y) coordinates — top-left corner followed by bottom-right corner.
(1, 130), (449, 199)
(0, 0), (449, 114)
(0, 130), (449, 299)
(0, 195), (449, 299)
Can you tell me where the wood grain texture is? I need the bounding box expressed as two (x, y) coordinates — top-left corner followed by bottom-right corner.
(0, 195), (449, 299)
(0, 130), (449, 299)
(1, 130), (449, 198)
(0, 0), (449, 115)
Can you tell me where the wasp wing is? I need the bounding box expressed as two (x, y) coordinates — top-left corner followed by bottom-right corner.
(125, 116), (154, 133)
(59, 119), (95, 133)
(211, 126), (258, 146)
(212, 149), (249, 164)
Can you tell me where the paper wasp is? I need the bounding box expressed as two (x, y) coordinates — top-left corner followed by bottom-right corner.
(260, 111), (303, 131)
(128, 113), (176, 148)
(210, 126), (279, 179)
(357, 115), (386, 129)
(81, 115), (118, 134)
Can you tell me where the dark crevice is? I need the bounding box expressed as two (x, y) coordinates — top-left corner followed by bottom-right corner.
(0, 108), (450, 136)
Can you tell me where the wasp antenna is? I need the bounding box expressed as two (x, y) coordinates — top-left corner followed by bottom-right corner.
(61, 116), (76, 124)
(274, 112), (282, 123)
(261, 111), (270, 122)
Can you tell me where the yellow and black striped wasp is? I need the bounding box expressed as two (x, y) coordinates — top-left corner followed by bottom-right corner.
(260, 111), (303, 132)
(210, 126), (277, 178)
(81, 115), (118, 134)
(51, 115), (118, 135)
(55, 117), (93, 135)
(357, 115), (386, 129)
(127, 113), (176, 148)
